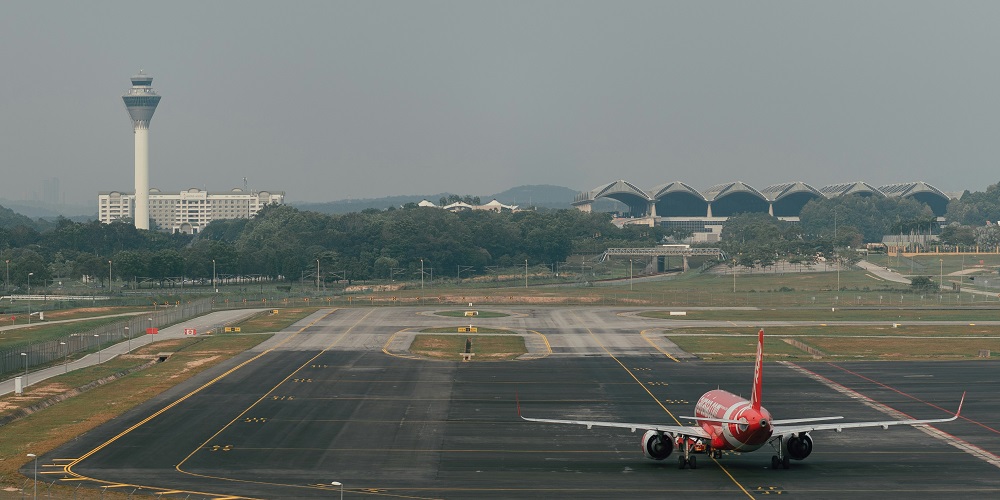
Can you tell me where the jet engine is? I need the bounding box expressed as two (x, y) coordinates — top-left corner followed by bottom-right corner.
(641, 430), (673, 460)
(784, 433), (813, 460)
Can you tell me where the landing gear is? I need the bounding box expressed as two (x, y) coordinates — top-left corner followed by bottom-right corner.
(769, 435), (790, 469)
(712, 449), (722, 459)
(677, 437), (697, 469)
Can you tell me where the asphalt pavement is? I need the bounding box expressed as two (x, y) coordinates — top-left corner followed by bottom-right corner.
(25, 307), (999, 499)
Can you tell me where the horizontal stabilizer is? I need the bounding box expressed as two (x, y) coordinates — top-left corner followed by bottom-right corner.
(772, 416), (843, 425)
(678, 415), (745, 425)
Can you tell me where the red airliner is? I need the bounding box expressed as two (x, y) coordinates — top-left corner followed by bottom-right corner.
(520, 329), (964, 469)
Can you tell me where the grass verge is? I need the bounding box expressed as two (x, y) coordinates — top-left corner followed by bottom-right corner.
(666, 325), (1000, 361)
(228, 307), (321, 333)
(640, 308), (1000, 322)
(434, 310), (510, 318)
(410, 333), (526, 361)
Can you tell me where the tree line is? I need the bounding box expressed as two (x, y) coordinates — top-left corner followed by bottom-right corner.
(5, 180), (1000, 288)
(0, 206), (663, 289)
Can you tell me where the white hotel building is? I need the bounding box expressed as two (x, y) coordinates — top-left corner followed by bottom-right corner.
(98, 188), (285, 234)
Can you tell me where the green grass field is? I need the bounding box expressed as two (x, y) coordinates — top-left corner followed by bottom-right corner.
(0, 316), (137, 350)
(641, 308), (1000, 321)
(434, 310), (510, 318)
(410, 333), (527, 361)
(664, 324), (1000, 361)
(225, 307), (320, 333)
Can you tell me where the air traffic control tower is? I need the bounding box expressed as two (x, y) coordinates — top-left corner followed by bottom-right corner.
(122, 71), (161, 230)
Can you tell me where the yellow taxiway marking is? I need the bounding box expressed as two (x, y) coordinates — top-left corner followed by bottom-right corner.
(172, 309), (377, 495)
(61, 309), (339, 499)
(583, 320), (754, 500)
(640, 329), (680, 362)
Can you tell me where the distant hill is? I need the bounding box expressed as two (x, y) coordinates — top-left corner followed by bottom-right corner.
(0, 198), (94, 220)
(0, 204), (50, 231)
(293, 193), (453, 214)
(291, 185), (584, 214)
(487, 185), (579, 209)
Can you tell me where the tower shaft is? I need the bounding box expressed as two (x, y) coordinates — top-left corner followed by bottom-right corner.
(134, 124), (150, 230)
(122, 71), (160, 230)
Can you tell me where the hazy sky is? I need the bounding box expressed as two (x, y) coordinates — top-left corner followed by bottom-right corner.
(2, 1), (999, 205)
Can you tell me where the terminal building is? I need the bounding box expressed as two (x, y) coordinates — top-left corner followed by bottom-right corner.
(98, 187), (285, 235)
(573, 180), (955, 242)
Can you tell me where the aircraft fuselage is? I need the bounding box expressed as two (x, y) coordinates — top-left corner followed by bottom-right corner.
(695, 390), (773, 452)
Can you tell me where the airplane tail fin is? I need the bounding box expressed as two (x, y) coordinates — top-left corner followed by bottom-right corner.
(751, 329), (764, 411)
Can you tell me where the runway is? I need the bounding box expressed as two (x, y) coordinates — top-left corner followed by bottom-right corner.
(31, 307), (1000, 499)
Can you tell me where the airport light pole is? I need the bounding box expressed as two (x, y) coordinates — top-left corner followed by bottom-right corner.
(316, 259), (320, 292)
(212, 259), (217, 292)
(21, 352), (28, 384)
(629, 259), (633, 291)
(27, 453), (37, 499)
(60, 342), (67, 372)
(834, 209), (839, 293)
(95, 334), (101, 363)
(420, 259), (424, 289)
(940, 258), (944, 290)
(4, 259), (8, 292)
(108, 260), (113, 293)
(331, 481), (343, 500)
(27, 272), (33, 324)
(125, 326), (131, 353)
(525, 259), (528, 288)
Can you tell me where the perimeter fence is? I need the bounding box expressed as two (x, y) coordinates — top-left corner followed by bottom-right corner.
(0, 298), (213, 379)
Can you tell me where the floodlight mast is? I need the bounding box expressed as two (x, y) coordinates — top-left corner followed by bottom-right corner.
(122, 71), (161, 230)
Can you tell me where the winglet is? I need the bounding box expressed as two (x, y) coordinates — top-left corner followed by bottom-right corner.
(750, 329), (764, 411)
(955, 391), (966, 418)
(516, 390), (523, 418)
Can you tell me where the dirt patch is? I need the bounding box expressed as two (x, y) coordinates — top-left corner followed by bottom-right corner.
(168, 355), (221, 379)
(185, 355), (219, 370)
(345, 284), (404, 293)
(27, 384), (71, 397)
(43, 307), (117, 319)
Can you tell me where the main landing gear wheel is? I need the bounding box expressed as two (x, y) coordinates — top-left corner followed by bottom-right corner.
(782, 456), (790, 469)
(678, 456), (697, 469)
(771, 455), (790, 469)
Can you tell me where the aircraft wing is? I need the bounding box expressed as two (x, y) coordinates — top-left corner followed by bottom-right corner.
(519, 415), (712, 440)
(773, 392), (964, 437)
(516, 392), (711, 439)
